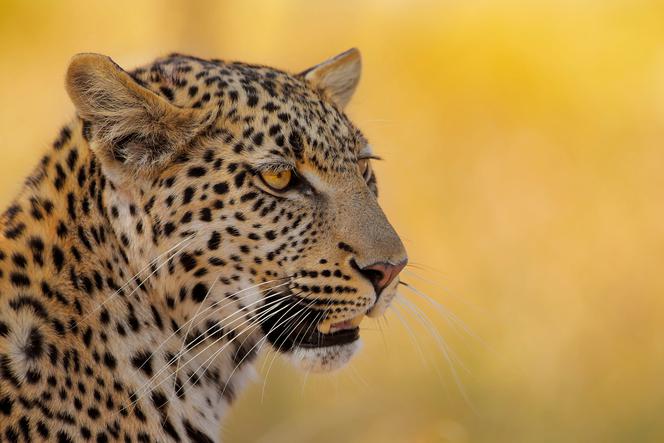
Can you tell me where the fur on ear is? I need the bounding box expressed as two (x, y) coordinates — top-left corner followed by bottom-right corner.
(65, 53), (214, 177)
(300, 48), (362, 109)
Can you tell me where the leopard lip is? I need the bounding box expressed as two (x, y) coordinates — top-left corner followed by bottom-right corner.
(297, 326), (360, 348)
(262, 308), (362, 351)
(318, 314), (365, 334)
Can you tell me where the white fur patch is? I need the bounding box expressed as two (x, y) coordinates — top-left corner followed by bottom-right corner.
(286, 340), (362, 373)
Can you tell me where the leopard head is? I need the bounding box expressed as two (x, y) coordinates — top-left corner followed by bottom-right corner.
(65, 49), (407, 375)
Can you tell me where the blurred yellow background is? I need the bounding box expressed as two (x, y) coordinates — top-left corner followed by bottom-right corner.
(2, 0), (664, 441)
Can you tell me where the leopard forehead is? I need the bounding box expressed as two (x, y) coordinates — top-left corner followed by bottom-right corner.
(129, 54), (367, 176)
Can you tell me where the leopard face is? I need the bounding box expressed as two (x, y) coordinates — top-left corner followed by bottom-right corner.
(66, 50), (407, 375)
(66, 50), (407, 376)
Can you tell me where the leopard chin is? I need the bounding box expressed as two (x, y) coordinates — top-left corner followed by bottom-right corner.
(286, 340), (363, 373)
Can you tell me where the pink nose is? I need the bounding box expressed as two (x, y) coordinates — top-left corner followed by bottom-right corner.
(359, 259), (408, 295)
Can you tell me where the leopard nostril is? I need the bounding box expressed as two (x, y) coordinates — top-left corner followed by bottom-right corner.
(356, 259), (408, 296)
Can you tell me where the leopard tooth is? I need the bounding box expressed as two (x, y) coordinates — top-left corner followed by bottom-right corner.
(318, 322), (332, 334)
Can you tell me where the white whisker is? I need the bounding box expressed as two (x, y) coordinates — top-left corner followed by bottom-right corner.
(72, 233), (195, 329)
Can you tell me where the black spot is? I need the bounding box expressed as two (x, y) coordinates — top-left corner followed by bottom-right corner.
(180, 253), (197, 271)
(199, 207), (212, 222)
(191, 283), (209, 303)
(52, 245), (65, 272)
(160, 86), (175, 101)
(10, 272), (30, 287)
(5, 427), (19, 442)
(289, 131), (304, 155)
(207, 232), (221, 250)
(5, 222), (26, 239)
(36, 421), (49, 438)
(213, 182), (229, 194)
(12, 253), (27, 268)
(103, 352), (117, 369)
(183, 419), (214, 443)
(0, 396), (13, 415)
(131, 351), (153, 377)
(9, 296), (47, 318)
(151, 390), (168, 410)
(188, 166), (206, 177)
(164, 222), (176, 237)
(87, 406), (101, 420)
(234, 171), (246, 188)
(252, 132), (264, 146)
(183, 187), (195, 204)
(0, 354), (21, 386)
(66, 148), (79, 171)
(18, 416), (31, 440)
(246, 94), (259, 107)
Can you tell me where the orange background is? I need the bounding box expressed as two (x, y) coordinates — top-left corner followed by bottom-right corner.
(1, 1), (664, 441)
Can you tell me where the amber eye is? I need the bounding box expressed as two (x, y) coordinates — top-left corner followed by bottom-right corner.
(358, 158), (372, 181)
(260, 169), (293, 191)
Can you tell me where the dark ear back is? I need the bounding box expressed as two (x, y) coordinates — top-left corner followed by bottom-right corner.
(300, 48), (362, 109)
(66, 53), (213, 177)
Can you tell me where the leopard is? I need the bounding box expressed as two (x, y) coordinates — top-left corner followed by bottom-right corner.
(0, 48), (407, 442)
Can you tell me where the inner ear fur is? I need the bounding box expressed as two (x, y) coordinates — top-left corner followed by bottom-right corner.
(65, 53), (214, 176)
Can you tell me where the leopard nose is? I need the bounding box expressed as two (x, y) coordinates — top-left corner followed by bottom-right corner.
(358, 259), (408, 296)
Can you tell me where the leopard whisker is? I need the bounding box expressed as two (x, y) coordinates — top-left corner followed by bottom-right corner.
(70, 233), (195, 330)
(390, 302), (430, 368)
(179, 292), (309, 399)
(399, 279), (479, 343)
(170, 282), (299, 355)
(397, 295), (469, 373)
(134, 278), (294, 376)
(173, 274), (220, 391)
(260, 292), (322, 375)
(259, 295), (322, 401)
(130, 289), (294, 401)
(259, 290), (344, 400)
(123, 292), (296, 415)
(221, 291), (319, 400)
(170, 276), (295, 389)
(395, 295), (473, 407)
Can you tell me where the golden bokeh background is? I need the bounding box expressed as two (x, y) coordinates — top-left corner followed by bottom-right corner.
(2, 1), (664, 441)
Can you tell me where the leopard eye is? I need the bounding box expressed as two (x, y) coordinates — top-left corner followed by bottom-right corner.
(358, 158), (372, 181)
(260, 169), (293, 191)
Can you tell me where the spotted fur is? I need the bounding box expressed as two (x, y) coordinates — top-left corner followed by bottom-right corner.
(0, 49), (406, 442)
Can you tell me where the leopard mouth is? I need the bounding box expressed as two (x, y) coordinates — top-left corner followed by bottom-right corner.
(294, 324), (360, 349)
(259, 298), (363, 351)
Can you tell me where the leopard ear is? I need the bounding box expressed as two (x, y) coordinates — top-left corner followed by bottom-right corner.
(65, 53), (212, 177)
(300, 48), (361, 109)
